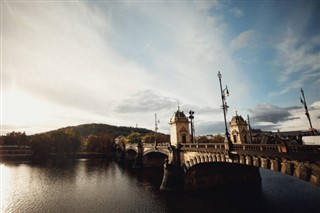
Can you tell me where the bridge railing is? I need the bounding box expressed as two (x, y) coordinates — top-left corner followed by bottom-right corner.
(181, 143), (225, 150)
(232, 144), (320, 154)
(143, 142), (170, 148)
(0, 145), (33, 157)
(286, 144), (320, 154)
(232, 144), (282, 152)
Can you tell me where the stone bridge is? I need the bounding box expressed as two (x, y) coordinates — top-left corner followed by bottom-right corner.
(117, 142), (320, 190)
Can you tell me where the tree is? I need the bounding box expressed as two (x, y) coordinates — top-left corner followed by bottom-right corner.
(211, 134), (225, 143)
(126, 132), (141, 144)
(3, 131), (28, 145)
(51, 131), (68, 155)
(196, 136), (209, 143)
(85, 134), (114, 153)
(30, 134), (52, 158)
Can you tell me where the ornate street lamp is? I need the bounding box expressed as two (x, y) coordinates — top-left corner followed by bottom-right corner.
(189, 110), (195, 143)
(217, 71), (232, 150)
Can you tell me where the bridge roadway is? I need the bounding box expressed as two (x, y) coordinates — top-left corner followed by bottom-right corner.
(120, 142), (320, 190)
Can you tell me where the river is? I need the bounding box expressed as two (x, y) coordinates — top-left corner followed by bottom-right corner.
(1, 159), (320, 213)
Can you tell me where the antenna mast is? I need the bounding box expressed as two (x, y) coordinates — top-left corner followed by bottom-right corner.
(300, 88), (314, 132)
(154, 113), (160, 144)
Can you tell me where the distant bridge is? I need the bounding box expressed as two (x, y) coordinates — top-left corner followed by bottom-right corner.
(0, 145), (33, 160)
(117, 142), (320, 190)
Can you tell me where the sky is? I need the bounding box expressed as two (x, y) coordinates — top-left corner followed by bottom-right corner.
(1, 0), (319, 136)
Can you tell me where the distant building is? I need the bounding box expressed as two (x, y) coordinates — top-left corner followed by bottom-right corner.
(229, 113), (250, 144)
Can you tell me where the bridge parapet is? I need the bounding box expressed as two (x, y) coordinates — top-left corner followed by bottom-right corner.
(232, 144), (320, 161)
(286, 145), (320, 154)
(233, 144), (281, 152)
(181, 143), (225, 151)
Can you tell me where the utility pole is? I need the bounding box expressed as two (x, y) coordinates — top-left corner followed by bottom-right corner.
(154, 113), (160, 145)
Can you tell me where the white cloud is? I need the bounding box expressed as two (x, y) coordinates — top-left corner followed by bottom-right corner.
(270, 30), (320, 96)
(230, 29), (256, 50)
(1, 1), (258, 135)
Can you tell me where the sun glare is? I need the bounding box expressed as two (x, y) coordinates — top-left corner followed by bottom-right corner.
(2, 87), (50, 132)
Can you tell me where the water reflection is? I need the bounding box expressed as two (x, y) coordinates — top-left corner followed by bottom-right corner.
(1, 160), (320, 213)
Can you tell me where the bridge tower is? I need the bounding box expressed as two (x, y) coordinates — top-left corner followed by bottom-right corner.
(169, 107), (191, 147)
(230, 112), (250, 144)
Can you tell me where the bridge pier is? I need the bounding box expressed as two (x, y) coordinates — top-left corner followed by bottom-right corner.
(310, 171), (320, 186)
(293, 163), (310, 181)
(239, 155), (245, 164)
(281, 161), (293, 175)
(261, 158), (270, 169)
(253, 156), (260, 167)
(245, 155), (253, 166)
(132, 143), (144, 168)
(270, 159), (280, 172)
(160, 146), (184, 191)
(184, 163), (261, 190)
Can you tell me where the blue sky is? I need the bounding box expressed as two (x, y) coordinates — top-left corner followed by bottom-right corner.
(1, 0), (319, 135)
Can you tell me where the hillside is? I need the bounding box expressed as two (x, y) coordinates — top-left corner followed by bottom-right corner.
(1, 123), (169, 158)
(47, 123), (154, 139)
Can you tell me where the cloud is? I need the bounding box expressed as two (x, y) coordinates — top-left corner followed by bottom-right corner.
(229, 8), (243, 17)
(248, 101), (320, 132)
(250, 103), (299, 124)
(270, 30), (320, 96)
(1, 1), (260, 135)
(115, 90), (177, 113)
(230, 29), (256, 50)
(3, 2), (152, 114)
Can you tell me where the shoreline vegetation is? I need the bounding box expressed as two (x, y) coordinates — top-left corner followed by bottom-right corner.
(0, 123), (172, 162)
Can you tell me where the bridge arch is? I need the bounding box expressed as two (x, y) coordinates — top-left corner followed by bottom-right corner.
(125, 148), (138, 160)
(143, 149), (170, 157)
(183, 151), (320, 186)
(143, 151), (168, 166)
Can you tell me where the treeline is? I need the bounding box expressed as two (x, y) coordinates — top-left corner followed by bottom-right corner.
(0, 124), (166, 158)
(0, 124), (225, 159)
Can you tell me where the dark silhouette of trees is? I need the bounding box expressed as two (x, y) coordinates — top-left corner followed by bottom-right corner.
(126, 132), (142, 144)
(29, 134), (52, 158)
(85, 134), (113, 153)
(3, 131), (28, 145)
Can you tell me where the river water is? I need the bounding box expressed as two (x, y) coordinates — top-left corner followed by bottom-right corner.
(1, 159), (320, 213)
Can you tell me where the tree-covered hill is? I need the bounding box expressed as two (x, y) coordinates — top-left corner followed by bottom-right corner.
(0, 124), (166, 158)
(47, 123), (154, 139)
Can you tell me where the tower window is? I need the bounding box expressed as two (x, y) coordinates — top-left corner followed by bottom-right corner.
(182, 134), (186, 143)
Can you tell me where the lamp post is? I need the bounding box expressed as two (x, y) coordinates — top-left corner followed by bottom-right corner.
(217, 71), (232, 150)
(189, 111), (195, 143)
(247, 114), (253, 143)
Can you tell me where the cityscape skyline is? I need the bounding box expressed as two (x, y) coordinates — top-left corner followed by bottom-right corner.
(2, 0), (319, 135)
